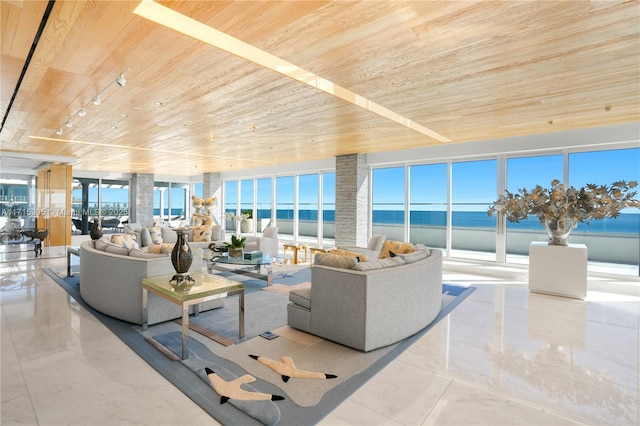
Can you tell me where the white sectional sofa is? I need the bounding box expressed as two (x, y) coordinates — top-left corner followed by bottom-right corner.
(79, 239), (224, 325)
(287, 246), (442, 352)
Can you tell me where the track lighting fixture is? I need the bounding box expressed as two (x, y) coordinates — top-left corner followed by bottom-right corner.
(54, 69), (129, 136)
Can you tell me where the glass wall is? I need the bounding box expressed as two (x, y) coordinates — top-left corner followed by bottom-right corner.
(372, 167), (405, 241)
(409, 163), (447, 249)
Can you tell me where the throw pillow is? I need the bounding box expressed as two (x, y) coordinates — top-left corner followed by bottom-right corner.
(193, 225), (212, 242)
(148, 226), (163, 244)
(210, 224), (222, 241)
(328, 248), (368, 262)
(161, 227), (177, 243)
(314, 252), (358, 269)
(378, 240), (415, 259)
(140, 228), (152, 247)
(111, 234), (139, 250)
(148, 243), (174, 255)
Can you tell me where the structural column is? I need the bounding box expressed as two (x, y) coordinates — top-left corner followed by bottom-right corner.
(130, 173), (154, 227)
(335, 154), (369, 247)
(202, 172), (222, 225)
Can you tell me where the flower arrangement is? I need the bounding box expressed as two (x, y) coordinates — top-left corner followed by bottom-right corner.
(488, 179), (640, 226)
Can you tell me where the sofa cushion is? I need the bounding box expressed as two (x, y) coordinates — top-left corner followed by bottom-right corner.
(193, 225), (212, 242)
(314, 252), (358, 269)
(111, 233), (139, 249)
(94, 236), (111, 251)
(148, 226), (163, 244)
(328, 249), (368, 262)
(378, 240), (415, 259)
(129, 248), (166, 258)
(148, 243), (174, 255)
(161, 227), (177, 243)
(289, 287), (311, 310)
(397, 249), (430, 263)
(104, 244), (130, 256)
(352, 256), (405, 271)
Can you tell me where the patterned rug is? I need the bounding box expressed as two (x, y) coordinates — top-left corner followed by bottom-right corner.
(43, 266), (476, 426)
(262, 282), (311, 296)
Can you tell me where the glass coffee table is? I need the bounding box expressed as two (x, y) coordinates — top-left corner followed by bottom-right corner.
(142, 271), (244, 359)
(208, 254), (273, 286)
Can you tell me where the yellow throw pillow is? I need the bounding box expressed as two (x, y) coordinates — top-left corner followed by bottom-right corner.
(111, 233), (139, 249)
(193, 225), (212, 242)
(328, 249), (368, 262)
(378, 240), (415, 259)
(314, 252), (358, 269)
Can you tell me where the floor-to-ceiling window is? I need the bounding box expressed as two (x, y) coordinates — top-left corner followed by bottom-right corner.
(505, 154), (563, 263)
(224, 180), (238, 233)
(322, 172), (336, 242)
(409, 164), (448, 249)
(298, 174), (319, 239)
(276, 176), (294, 240)
(568, 148), (640, 274)
(101, 179), (129, 222)
(240, 179), (254, 233)
(451, 159), (497, 261)
(256, 178), (272, 233)
(372, 167), (405, 241)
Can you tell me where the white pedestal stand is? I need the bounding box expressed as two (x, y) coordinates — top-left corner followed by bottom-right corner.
(528, 242), (588, 300)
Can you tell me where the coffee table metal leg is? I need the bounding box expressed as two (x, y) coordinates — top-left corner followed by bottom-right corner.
(181, 306), (189, 359)
(239, 291), (245, 339)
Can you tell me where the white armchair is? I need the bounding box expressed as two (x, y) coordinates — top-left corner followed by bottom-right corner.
(243, 226), (279, 257)
(338, 234), (386, 260)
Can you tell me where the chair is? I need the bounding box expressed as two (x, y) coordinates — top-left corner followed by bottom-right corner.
(338, 234), (386, 260)
(243, 226), (279, 257)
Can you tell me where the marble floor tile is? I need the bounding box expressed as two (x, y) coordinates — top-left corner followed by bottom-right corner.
(1, 253), (638, 425)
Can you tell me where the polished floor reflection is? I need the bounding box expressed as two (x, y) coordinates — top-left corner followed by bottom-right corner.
(1, 252), (639, 425)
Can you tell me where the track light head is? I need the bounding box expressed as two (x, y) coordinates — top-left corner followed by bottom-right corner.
(78, 108), (87, 117)
(56, 127), (63, 136)
(93, 95), (101, 106)
(116, 73), (126, 87)
(65, 120), (73, 128)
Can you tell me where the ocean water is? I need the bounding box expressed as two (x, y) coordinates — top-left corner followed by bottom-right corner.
(266, 209), (639, 235)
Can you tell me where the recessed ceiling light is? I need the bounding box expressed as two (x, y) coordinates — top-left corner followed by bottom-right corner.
(154, 101), (166, 107)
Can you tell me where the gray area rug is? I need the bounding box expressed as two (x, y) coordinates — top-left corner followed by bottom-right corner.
(43, 266), (475, 426)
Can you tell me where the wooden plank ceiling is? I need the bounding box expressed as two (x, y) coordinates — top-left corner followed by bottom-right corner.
(1, 0), (638, 176)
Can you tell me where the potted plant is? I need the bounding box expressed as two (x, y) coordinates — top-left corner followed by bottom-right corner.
(228, 235), (246, 259)
(488, 179), (639, 245)
(240, 209), (253, 233)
